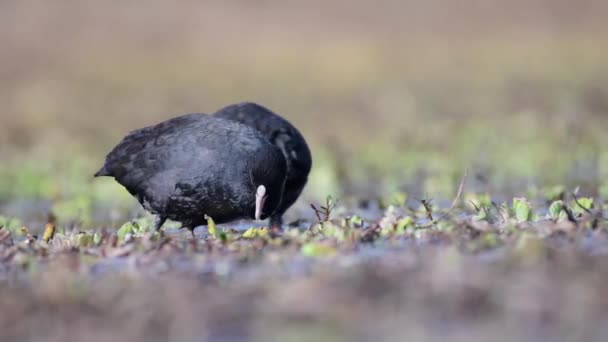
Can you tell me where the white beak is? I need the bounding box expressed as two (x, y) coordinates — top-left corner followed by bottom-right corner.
(255, 185), (267, 221)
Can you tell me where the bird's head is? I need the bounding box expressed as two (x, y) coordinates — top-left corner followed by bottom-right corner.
(249, 146), (286, 221)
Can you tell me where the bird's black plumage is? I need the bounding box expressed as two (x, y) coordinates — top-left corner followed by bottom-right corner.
(213, 102), (312, 228)
(95, 113), (287, 232)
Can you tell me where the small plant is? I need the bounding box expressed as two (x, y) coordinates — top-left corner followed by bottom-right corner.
(42, 221), (56, 243)
(512, 198), (533, 223)
(395, 216), (414, 234)
(311, 195), (338, 222)
(343, 215), (363, 228)
(571, 197), (594, 215)
(117, 221), (139, 242)
(472, 205), (492, 222)
(468, 195), (497, 223)
(466, 193), (492, 211)
(548, 200), (566, 221)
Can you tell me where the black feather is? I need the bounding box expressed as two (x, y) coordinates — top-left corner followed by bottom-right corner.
(95, 113), (287, 229)
(213, 102), (312, 228)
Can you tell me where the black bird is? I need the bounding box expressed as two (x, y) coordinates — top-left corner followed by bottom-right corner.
(95, 113), (287, 235)
(213, 102), (312, 229)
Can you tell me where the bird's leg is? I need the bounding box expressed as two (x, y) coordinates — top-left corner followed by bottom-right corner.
(154, 215), (167, 231)
(269, 215), (283, 234)
(153, 216), (167, 238)
(187, 227), (195, 239)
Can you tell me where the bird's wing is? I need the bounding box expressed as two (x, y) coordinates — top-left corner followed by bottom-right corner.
(99, 114), (209, 193)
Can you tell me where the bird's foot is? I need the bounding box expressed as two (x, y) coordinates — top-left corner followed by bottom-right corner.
(153, 215), (167, 232)
(269, 222), (283, 237)
(269, 216), (283, 232)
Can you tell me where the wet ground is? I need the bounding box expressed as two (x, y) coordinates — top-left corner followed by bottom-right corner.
(2, 195), (608, 341)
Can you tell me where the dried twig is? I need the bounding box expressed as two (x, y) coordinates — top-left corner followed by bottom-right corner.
(310, 204), (323, 221)
(418, 168), (469, 228)
(562, 205), (578, 224)
(571, 192), (593, 215)
(421, 199), (434, 221)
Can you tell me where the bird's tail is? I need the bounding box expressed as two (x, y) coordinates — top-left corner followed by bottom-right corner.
(94, 165), (111, 177)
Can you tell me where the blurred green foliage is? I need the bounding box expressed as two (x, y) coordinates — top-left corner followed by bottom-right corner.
(1, 3), (607, 227)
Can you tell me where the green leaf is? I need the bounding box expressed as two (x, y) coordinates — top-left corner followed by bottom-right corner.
(242, 227), (269, 239)
(117, 221), (136, 241)
(301, 242), (337, 257)
(396, 216), (414, 234)
(473, 206), (490, 222)
(548, 200), (564, 220)
(93, 232), (102, 245)
(205, 215), (217, 238)
(78, 233), (94, 247)
(465, 193), (492, 211)
(42, 222), (56, 242)
(132, 217), (153, 233)
(572, 197), (594, 214)
(348, 215), (363, 227)
(219, 230), (228, 243)
(513, 197), (533, 222)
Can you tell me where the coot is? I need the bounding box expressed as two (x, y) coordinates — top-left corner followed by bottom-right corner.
(95, 113), (287, 234)
(213, 102), (312, 229)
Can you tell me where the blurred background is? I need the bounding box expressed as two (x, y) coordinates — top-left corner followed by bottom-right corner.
(1, 0), (607, 227)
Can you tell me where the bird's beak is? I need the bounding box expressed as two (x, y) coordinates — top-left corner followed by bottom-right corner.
(255, 185), (267, 221)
